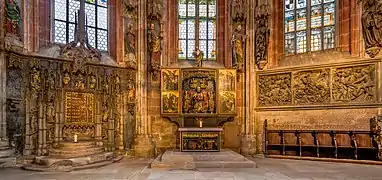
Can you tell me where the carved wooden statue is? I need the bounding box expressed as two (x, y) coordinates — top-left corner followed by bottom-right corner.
(231, 25), (245, 66)
(360, 0), (382, 57)
(5, 0), (21, 36)
(193, 47), (204, 67)
(148, 23), (163, 71)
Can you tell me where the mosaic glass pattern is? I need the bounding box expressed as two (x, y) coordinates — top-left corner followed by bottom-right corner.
(311, 29), (322, 51)
(54, 0), (108, 51)
(285, 33), (295, 55)
(178, 0), (216, 60)
(284, 0), (336, 54)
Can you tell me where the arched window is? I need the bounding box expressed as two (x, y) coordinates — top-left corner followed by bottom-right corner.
(53, 0), (108, 51)
(178, 0), (217, 60)
(284, 0), (335, 55)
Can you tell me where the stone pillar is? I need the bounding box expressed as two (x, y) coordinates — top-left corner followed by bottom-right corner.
(133, 0), (154, 157)
(240, 0), (258, 156)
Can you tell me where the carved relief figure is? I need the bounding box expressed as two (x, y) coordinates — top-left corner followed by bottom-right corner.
(182, 70), (216, 114)
(5, 0), (21, 36)
(332, 65), (375, 102)
(360, 0), (382, 57)
(231, 25), (246, 66)
(255, 4), (270, 70)
(163, 69), (179, 91)
(293, 69), (330, 104)
(258, 73), (292, 106)
(162, 92), (179, 113)
(148, 23), (163, 71)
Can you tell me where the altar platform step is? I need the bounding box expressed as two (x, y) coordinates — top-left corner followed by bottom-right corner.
(151, 149), (257, 169)
(22, 141), (122, 172)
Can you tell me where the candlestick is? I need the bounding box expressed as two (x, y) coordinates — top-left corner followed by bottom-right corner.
(199, 120), (203, 128)
(74, 134), (78, 143)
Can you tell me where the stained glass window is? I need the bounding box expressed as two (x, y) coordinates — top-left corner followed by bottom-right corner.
(54, 0), (108, 51)
(284, 0), (335, 54)
(178, 0), (216, 60)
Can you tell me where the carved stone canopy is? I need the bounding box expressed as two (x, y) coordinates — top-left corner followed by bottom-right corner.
(60, 0), (101, 63)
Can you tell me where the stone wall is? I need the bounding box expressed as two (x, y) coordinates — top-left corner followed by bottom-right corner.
(254, 58), (382, 154)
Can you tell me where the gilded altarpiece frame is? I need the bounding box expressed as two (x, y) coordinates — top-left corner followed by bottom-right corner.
(161, 68), (237, 119)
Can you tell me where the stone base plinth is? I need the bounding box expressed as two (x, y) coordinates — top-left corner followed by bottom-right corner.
(133, 135), (154, 157)
(22, 141), (122, 172)
(0, 140), (15, 168)
(151, 149), (257, 169)
(240, 134), (257, 156)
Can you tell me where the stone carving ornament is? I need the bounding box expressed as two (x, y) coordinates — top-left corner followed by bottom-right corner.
(258, 73), (292, 106)
(293, 69), (330, 104)
(332, 65), (375, 102)
(370, 115), (382, 160)
(255, 3), (270, 70)
(359, 0), (382, 58)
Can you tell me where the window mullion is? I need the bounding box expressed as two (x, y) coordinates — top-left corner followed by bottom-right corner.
(294, 2), (297, 54)
(186, 0), (189, 60)
(321, 2), (325, 50)
(95, 3), (98, 49)
(306, 0), (311, 52)
(195, 0), (200, 52)
(66, 0), (70, 44)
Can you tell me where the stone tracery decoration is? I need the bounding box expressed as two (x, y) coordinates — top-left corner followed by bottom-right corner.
(255, 3), (270, 70)
(359, 0), (382, 58)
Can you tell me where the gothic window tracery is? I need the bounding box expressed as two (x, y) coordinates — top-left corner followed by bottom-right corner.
(54, 0), (108, 51)
(284, 0), (335, 55)
(178, 0), (217, 60)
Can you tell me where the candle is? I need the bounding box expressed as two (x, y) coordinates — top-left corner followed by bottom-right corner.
(199, 120), (203, 128)
(74, 134), (78, 143)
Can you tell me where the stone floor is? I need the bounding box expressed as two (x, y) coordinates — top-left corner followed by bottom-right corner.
(1, 157), (382, 180)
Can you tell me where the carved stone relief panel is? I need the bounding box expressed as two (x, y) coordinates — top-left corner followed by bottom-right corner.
(332, 65), (376, 103)
(258, 73), (292, 106)
(360, 0), (382, 58)
(293, 69), (330, 104)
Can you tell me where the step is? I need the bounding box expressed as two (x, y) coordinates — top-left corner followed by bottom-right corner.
(58, 141), (97, 149)
(34, 152), (114, 167)
(49, 147), (104, 158)
(194, 161), (256, 168)
(0, 149), (14, 158)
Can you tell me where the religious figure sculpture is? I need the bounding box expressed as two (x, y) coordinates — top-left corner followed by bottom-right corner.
(5, 0), (21, 36)
(255, 4), (270, 70)
(231, 25), (245, 68)
(193, 47), (204, 67)
(192, 86), (207, 113)
(124, 23), (137, 68)
(148, 23), (163, 71)
(360, 0), (382, 57)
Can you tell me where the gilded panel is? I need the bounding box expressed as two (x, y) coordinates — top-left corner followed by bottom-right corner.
(65, 91), (95, 123)
(293, 69), (330, 104)
(332, 64), (376, 103)
(258, 73), (292, 106)
(161, 69), (180, 114)
(218, 69), (236, 114)
(181, 69), (217, 115)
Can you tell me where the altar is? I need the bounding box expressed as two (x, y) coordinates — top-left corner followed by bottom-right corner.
(179, 128), (222, 152)
(160, 68), (237, 153)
